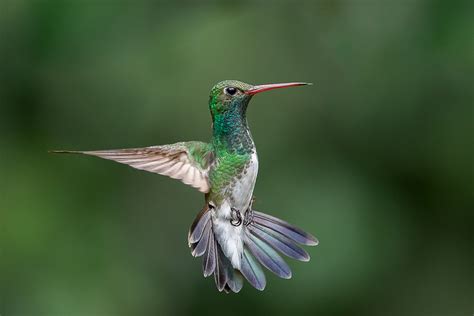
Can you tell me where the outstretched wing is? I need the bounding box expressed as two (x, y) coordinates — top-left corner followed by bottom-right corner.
(52, 141), (214, 193)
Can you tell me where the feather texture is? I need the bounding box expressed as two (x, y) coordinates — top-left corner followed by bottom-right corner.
(189, 210), (211, 245)
(248, 224), (310, 261)
(245, 232), (292, 279)
(253, 211), (318, 246)
(192, 221), (211, 257)
(202, 231), (216, 277)
(226, 270), (244, 293)
(51, 142), (213, 193)
(214, 243), (229, 292)
(240, 248), (266, 291)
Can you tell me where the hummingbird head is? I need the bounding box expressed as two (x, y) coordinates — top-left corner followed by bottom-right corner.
(208, 80), (253, 118)
(208, 80), (311, 119)
(208, 80), (312, 147)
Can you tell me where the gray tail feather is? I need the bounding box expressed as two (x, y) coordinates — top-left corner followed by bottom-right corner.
(251, 211), (319, 246)
(241, 209), (318, 289)
(244, 232), (292, 279)
(188, 207), (317, 292)
(215, 242), (244, 293)
(188, 206), (211, 246)
(240, 248), (266, 290)
(188, 207), (243, 293)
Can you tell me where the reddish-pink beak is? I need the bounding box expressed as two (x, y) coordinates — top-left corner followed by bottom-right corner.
(245, 82), (312, 95)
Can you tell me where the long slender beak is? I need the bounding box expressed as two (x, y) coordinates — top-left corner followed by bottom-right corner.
(245, 82), (312, 95)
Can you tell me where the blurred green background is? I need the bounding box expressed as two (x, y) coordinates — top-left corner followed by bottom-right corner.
(1, 1), (473, 315)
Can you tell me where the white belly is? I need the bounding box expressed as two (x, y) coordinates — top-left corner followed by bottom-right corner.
(212, 152), (258, 269)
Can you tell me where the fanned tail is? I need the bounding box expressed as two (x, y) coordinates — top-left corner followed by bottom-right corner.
(188, 207), (318, 293)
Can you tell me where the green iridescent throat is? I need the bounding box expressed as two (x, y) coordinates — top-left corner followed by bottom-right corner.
(210, 96), (254, 155)
(208, 94), (254, 196)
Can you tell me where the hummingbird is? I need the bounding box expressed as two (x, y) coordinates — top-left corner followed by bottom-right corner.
(53, 80), (318, 293)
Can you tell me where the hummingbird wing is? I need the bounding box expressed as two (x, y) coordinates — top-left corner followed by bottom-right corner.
(52, 141), (214, 193)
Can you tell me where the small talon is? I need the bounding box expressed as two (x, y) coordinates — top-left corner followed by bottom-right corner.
(230, 208), (242, 226)
(244, 208), (254, 226)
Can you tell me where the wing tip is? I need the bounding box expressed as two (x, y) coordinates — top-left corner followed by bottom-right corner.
(49, 150), (84, 154)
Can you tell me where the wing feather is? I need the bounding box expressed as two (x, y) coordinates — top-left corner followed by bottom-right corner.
(52, 141), (213, 193)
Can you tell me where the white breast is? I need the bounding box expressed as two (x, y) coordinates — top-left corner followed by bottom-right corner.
(229, 152), (258, 211)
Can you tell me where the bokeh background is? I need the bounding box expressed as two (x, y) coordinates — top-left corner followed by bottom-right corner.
(1, 1), (473, 315)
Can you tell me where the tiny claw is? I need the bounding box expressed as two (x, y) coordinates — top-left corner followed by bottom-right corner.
(244, 208), (254, 226)
(230, 208), (242, 226)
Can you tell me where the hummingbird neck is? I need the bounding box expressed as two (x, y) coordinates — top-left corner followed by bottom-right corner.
(212, 110), (254, 155)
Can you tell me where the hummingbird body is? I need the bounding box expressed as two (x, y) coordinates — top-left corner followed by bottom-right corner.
(54, 80), (318, 293)
(211, 150), (258, 269)
(207, 81), (258, 269)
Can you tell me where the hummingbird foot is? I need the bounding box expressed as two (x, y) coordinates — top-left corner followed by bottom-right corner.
(230, 208), (242, 226)
(243, 208), (253, 226)
(230, 208), (254, 227)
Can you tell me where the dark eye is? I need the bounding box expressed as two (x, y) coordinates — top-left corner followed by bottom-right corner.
(224, 87), (237, 96)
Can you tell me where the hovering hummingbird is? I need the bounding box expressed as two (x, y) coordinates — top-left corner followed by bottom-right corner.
(53, 80), (318, 293)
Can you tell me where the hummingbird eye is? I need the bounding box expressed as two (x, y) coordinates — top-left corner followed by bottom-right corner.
(224, 87), (237, 96)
